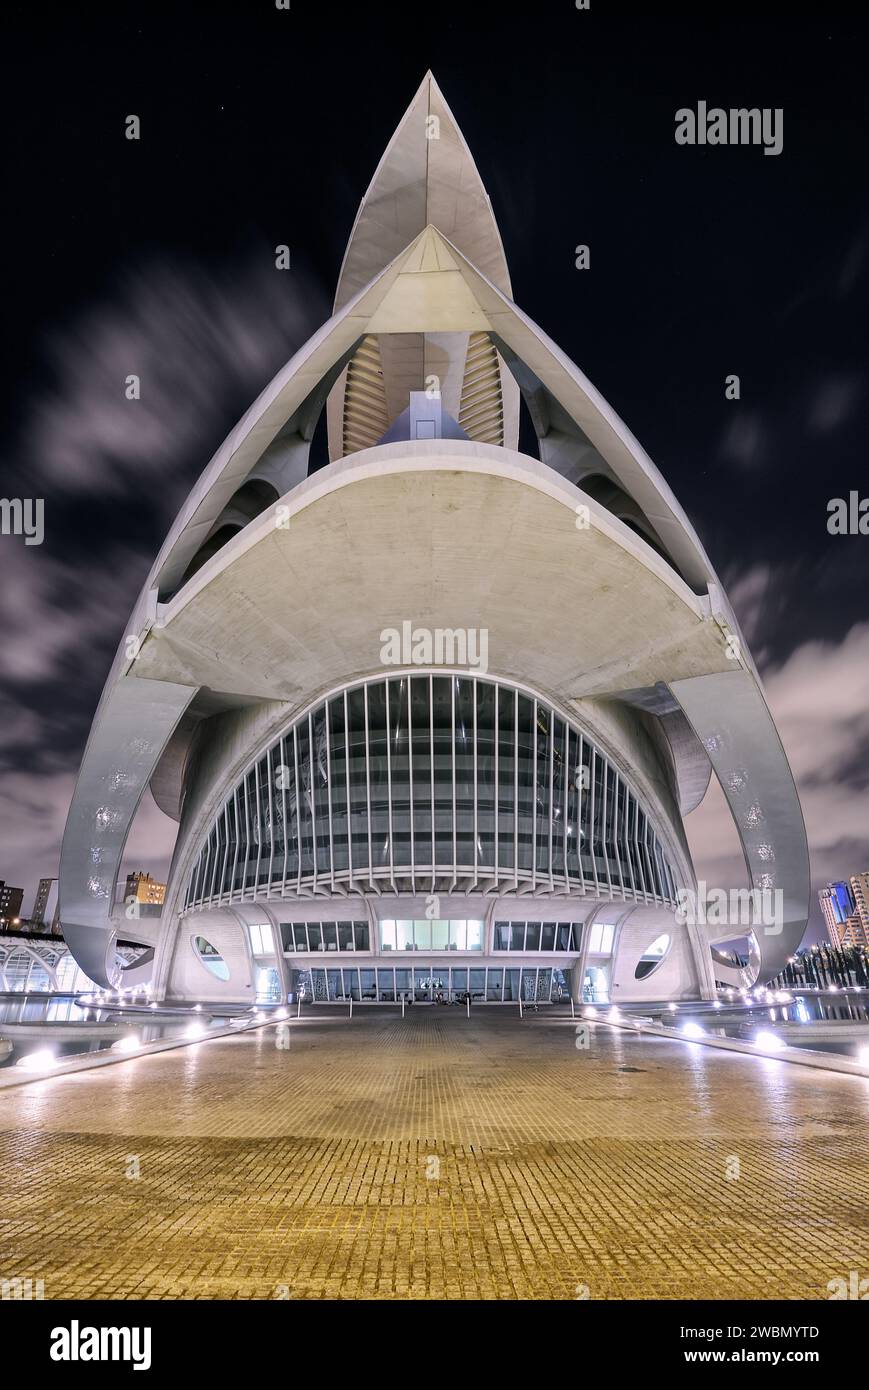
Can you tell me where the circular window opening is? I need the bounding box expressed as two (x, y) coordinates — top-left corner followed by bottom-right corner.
(192, 935), (230, 982)
(634, 933), (671, 980)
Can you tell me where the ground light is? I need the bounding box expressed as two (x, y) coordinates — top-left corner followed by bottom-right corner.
(185, 1022), (206, 1040)
(857, 1046), (869, 1066)
(111, 1034), (140, 1054)
(682, 1021), (705, 1040)
(16, 1048), (59, 1071)
(754, 1029), (785, 1051)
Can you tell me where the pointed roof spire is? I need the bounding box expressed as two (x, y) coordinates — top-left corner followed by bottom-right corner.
(334, 72), (512, 311)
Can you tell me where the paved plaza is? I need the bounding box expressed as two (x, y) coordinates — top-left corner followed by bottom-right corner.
(1, 1009), (867, 1300)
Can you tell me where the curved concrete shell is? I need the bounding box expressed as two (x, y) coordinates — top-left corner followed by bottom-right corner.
(59, 75), (808, 999)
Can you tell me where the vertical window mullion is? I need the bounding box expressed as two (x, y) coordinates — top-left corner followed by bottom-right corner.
(494, 678), (499, 884)
(639, 817), (653, 906)
(386, 679), (395, 891)
(562, 718), (570, 891)
(293, 726), (302, 895)
(548, 708), (555, 893)
(653, 836), (667, 904)
(219, 803), (231, 903)
(201, 827), (213, 906)
(199, 828), (210, 906)
(408, 679), (415, 893)
(600, 757), (612, 898)
(280, 737), (289, 896)
(364, 683), (373, 889)
(325, 699), (335, 892)
(253, 760), (263, 894)
(266, 747), (276, 893)
(344, 691), (353, 888)
(241, 773), (251, 900)
(429, 673), (436, 889)
(632, 798), (645, 900)
(513, 690), (519, 893)
(192, 842), (204, 909)
(588, 744), (599, 897)
(309, 712), (318, 894)
(210, 820), (221, 901)
(451, 677), (457, 889)
(229, 788), (240, 902)
(531, 699), (537, 891)
(610, 770), (624, 901)
(473, 677), (478, 879)
(623, 786), (637, 899)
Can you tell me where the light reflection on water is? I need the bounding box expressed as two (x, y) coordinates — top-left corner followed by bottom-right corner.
(643, 991), (869, 1062)
(0, 993), (245, 1068)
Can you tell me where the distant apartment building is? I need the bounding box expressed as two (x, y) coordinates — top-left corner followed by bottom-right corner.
(819, 881), (855, 946)
(124, 872), (166, 907)
(848, 872), (869, 948)
(29, 876), (56, 929)
(0, 880), (24, 926)
(818, 877), (869, 949)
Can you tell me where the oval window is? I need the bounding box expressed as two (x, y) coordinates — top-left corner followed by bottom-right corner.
(634, 933), (671, 980)
(192, 935), (230, 981)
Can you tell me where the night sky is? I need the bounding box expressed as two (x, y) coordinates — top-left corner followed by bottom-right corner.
(1, 2), (867, 937)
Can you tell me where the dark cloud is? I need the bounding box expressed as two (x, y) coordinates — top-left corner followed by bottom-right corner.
(808, 373), (862, 432)
(0, 255), (327, 901)
(718, 411), (766, 470)
(27, 259), (327, 503)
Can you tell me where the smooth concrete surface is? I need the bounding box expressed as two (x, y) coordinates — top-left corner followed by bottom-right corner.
(1, 1010), (867, 1300)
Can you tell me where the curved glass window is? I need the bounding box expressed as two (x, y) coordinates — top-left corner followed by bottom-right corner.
(184, 676), (679, 910)
(634, 932), (671, 979)
(192, 935), (230, 981)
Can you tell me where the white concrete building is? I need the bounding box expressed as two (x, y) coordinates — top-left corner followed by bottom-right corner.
(58, 74), (809, 1007)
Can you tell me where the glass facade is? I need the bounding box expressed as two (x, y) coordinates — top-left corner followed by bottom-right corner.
(587, 921), (616, 955)
(493, 920), (580, 951)
(280, 921), (370, 952)
(0, 941), (98, 994)
(293, 963), (571, 1004)
(247, 921), (274, 955)
(379, 919), (483, 951)
(184, 676), (680, 910)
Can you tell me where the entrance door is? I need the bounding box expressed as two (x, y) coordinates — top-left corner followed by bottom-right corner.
(414, 966), (449, 1003)
(583, 965), (609, 1003)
